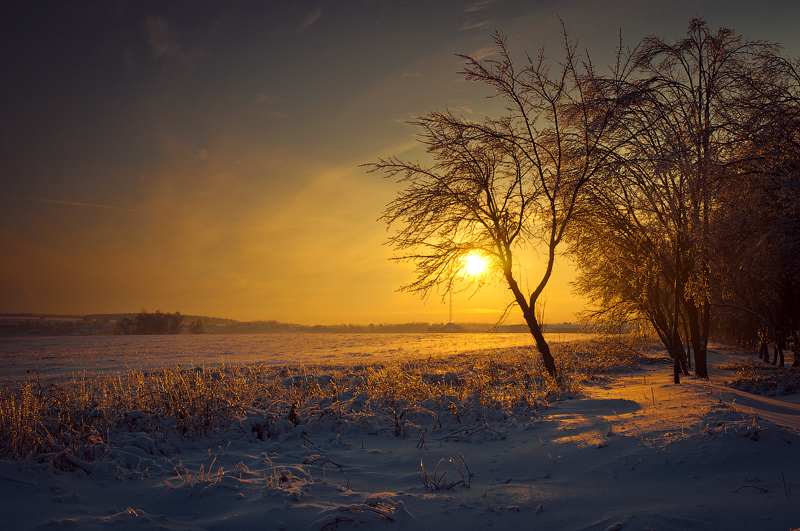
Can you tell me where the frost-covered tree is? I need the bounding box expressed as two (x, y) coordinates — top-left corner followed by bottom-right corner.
(368, 29), (630, 378)
(710, 72), (800, 344)
(570, 19), (794, 379)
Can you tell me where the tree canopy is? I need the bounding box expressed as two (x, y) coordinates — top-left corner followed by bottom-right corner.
(369, 19), (800, 381)
(368, 25), (631, 377)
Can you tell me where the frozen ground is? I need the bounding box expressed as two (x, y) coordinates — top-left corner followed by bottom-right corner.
(0, 333), (587, 386)
(2, 347), (799, 530)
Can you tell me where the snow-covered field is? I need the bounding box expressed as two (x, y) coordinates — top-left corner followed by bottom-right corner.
(0, 333), (587, 386)
(2, 339), (800, 530)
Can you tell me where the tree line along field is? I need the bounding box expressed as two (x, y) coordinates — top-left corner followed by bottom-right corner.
(0, 313), (587, 337)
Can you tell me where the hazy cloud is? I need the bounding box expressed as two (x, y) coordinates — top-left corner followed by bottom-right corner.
(471, 46), (497, 61)
(447, 101), (475, 115)
(144, 16), (185, 60)
(464, 0), (502, 13)
(460, 20), (493, 31)
(123, 45), (137, 71)
(32, 198), (142, 213)
(301, 7), (323, 30)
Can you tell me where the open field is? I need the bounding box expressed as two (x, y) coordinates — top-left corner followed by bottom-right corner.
(1, 338), (799, 530)
(0, 332), (592, 386)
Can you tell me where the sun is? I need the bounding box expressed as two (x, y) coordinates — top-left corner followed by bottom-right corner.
(462, 252), (489, 276)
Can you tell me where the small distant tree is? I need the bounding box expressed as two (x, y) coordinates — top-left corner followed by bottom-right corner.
(367, 28), (631, 377)
(188, 319), (205, 334)
(129, 310), (184, 335)
(112, 317), (134, 335)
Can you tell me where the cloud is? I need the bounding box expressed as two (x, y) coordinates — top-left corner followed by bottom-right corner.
(301, 7), (322, 30)
(459, 20), (493, 31)
(144, 16), (185, 60)
(470, 46), (498, 61)
(464, 0), (501, 13)
(32, 198), (142, 213)
(446, 101), (475, 115)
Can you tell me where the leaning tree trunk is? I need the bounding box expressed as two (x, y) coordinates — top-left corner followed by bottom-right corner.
(524, 309), (557, 378)
(505, 272), (557, 377)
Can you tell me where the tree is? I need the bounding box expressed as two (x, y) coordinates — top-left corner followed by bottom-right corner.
(188, 319), (205, 334)
(116, 310), (185, 335)
(112, 317), (134, 335)
(570, 19), (794, 379)
(367, 28), (629, 377)
(710, 92), (800, 344)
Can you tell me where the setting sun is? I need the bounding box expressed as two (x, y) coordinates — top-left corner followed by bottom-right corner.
(462, 252), (488, 276)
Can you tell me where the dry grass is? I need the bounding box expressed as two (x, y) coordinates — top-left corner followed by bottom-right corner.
(720, 359), (800, 396)
(0, 337), (645, 470)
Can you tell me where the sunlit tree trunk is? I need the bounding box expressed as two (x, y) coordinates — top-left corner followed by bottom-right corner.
(505, 271), (557, 376)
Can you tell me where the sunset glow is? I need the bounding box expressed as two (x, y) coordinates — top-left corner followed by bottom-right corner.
(4, 5), (800, 527)
(462, 252), (489, 277)
(1, 2), (798, 325)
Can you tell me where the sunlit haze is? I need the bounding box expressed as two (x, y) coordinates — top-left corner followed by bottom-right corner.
(2, 0), (799, 325)
(462, 252), (488, 277)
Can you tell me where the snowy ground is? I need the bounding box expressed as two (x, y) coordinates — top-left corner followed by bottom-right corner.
(2, 347), (799, 531)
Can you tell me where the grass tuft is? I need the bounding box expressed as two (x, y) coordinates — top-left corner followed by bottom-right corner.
(0, 337), (644, 470)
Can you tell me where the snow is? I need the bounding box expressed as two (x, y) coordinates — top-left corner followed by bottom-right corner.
(2, 344), (800, 530)
(0, 333), (584, 386)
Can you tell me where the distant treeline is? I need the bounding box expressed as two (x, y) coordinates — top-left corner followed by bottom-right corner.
(113, 310), (201, 335)
(1, 312), (585, 337)
(212, 321), (583, 334)
(212, 321), (438, 334)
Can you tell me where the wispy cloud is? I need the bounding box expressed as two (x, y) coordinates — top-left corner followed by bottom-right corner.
(32, 198), (142, 213)
(144, 16), (185, 60)
(301, 7), (322, 30)
(464, 0), (501, 13)
(471, 46), (497, 61)
(459, 20), (493, 31)
(446, 101), (475, 115)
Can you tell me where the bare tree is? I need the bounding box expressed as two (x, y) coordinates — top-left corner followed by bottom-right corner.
(367, 29), (629, 378)
(570, 19), (792, 379)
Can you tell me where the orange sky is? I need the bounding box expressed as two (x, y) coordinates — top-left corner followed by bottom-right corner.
(2, 1), (799, 325)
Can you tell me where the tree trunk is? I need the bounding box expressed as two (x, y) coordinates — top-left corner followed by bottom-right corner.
(505, 271), (557, 378)
(698, 299), (711, 377)
(686, 303), (709, 379)
(524, 310), (557, 378)
(669, 257), (690, 381)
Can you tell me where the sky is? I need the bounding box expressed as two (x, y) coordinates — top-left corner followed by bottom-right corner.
(2, 0), (800, 326)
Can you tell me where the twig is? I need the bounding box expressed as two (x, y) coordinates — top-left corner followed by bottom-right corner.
(303, 436), (324, 452)
(303, 454), (342, 468)
(782, 469), (791, 499)
(334, 504), (394, 521)
(0, 474), (40, 491)
(320, 515), (354, 531)
(734, 485), (769, 493)
(341, 469), (353, 490)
